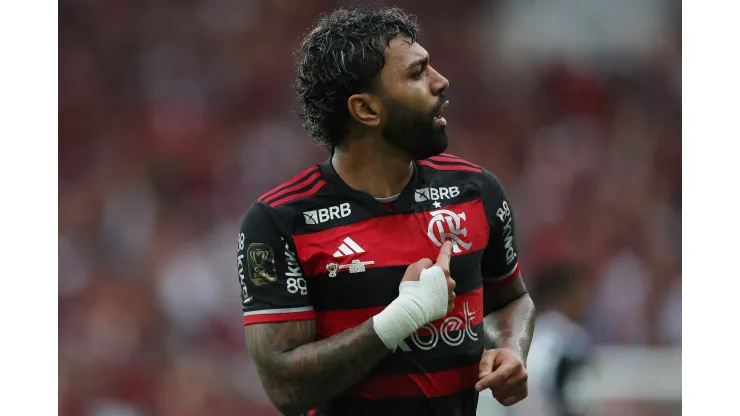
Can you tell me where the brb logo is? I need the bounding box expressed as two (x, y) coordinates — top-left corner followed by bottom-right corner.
(303, 203), (351, 225)
(398, 302), (478, 351)
(427, 209), (472, 253)
(415, 186), (460, 202)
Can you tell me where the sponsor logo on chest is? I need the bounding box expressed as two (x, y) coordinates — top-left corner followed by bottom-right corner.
(303, 202), (351, 225)
(414, 185), (460, 202)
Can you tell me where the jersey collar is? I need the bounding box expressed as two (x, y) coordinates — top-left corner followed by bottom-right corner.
(319, 157), (420, 215)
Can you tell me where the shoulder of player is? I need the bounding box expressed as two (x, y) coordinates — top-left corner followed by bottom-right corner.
(417, 153), (483, 175)
(418, 153), (507, 195)
(242, 164), (331, 228)
(417, 153), (492, 185)
(256, 164), (327, 208)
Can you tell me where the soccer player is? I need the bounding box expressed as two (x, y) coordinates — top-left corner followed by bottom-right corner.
(237, 6), (536, 416)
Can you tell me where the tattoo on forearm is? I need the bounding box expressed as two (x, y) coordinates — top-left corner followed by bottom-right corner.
(483, 294), (536, 362)
(482, 275), (536, 361)
(245, 319), (389, 415)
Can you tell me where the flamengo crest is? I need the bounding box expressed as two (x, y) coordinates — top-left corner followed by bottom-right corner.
(427, 209), (472, 253)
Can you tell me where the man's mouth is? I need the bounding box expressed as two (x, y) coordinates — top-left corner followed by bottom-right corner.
(433, 100), (449, 120)
(433, 101), (449, 126)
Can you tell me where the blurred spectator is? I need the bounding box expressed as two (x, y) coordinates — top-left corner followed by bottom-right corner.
(507, 264), (593, 416)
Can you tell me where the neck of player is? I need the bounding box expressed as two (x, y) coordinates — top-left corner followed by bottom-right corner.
(332, 141), (413, 199)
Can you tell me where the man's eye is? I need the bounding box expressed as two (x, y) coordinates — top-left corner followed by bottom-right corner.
(412, 71), (423, 80)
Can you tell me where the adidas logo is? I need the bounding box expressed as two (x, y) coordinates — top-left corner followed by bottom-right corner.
(333, 237), (365, 258)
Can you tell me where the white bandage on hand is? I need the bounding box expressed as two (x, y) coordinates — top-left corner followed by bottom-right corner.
(372, 265), (449, 350)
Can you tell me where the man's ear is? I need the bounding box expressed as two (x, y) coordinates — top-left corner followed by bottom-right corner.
(347, 93), (382, 128)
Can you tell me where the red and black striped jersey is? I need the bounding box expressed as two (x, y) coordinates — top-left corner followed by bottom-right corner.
(237, 153), (521, 416)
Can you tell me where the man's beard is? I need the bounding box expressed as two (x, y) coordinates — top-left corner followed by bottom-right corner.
(381, 97), (448, 160)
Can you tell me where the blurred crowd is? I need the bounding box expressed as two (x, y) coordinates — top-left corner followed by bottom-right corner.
(59, 0), (681, 415)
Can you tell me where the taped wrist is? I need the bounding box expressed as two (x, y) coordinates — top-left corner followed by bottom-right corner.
(372, 266), (449, 349)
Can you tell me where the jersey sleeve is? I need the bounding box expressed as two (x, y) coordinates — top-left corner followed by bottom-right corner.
(237, 201), (315, 326)
(479, 169), (521, 285)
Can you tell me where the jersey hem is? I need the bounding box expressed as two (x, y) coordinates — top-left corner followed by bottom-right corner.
(243, 309), (316, 325)
(482, 262), (520, 285)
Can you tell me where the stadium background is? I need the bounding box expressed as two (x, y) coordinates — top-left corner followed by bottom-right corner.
(58, 0), (681, 415)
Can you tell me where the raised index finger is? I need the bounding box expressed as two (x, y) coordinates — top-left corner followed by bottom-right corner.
(435, 241), (452, 269)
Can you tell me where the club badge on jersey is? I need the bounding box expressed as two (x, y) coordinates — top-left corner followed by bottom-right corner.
(427, 209), (472, 253)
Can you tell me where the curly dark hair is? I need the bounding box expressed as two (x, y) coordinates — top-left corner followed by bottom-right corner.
(295, 6), (420, 149)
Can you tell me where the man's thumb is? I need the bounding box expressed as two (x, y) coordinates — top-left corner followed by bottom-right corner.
(479, 351), (496, 377)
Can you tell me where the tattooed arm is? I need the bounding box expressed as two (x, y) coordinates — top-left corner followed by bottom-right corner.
(473, 274), (535, 406)
(477, 168), (535, 361)
(239, 202), (455, 415)
(482, 274), (536, 361)
(245, 246), (456, 415)
(474, 168), (535, 405)
(245, 319), (389, 416)
(237, 202), (393, 415)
